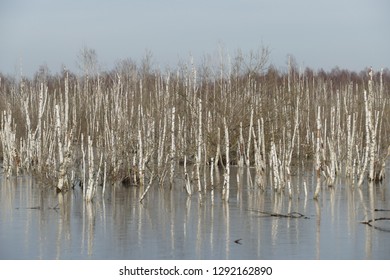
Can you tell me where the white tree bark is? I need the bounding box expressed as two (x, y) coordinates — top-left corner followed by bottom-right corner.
(222, 118), (230, 201)
(55, 104), (69, 191)
(314, 107), (322, 199)
(183, 155), (192, 195)
(0, 111), (18, 178)
(358, 90), (371, 187)
(157, 117), (167, 176)
(346, 114), (354, 177)
(170, 107), (176, 187)
(245, 108), (254, 167)
(36, 84), (48, 173)
(215, 127), (221, 169)
(237, 122), (244, 168)
(270, 141), (280, 191)
(252, 119), (266, 190)
(138, 128), (144, 187)
(85, 136), (95, 201)
(195, 99), (202, 192)
(367, 85), (377, 182)
(326, 137), (336, 187)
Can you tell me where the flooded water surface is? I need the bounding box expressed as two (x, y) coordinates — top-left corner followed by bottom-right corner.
(1, 167), (390, 260)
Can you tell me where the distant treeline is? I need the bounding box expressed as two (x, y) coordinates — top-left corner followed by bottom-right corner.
(1, 62), (390, 98)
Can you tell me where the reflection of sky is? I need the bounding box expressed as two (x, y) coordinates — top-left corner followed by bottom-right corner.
(1, 169), (390, 260)
(0, 0), (389, 76)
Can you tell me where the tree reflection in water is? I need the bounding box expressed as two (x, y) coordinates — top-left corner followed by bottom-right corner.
(0, 166), (390, 259)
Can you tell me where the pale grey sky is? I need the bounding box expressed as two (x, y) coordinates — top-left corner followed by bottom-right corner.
(0, 0), (389, 77)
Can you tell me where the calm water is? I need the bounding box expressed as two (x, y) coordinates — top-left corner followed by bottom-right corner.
(1, 166), (389, 260)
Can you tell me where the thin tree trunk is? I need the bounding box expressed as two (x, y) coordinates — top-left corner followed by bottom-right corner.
(314, 107), (322, 199)
(222, 118), (230, 201)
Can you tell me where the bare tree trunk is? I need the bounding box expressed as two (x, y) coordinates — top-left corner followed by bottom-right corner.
(253, 118), (266, 190)
(183, 155), (192, 195)
(0, 111), (18, 178)
(170, 107), (176, 188)
(85, 136), (96, 201)
(346, 114), (356, 178)
(138, 128), (145, 187)
(195, 99), (202, 192)
(270, 141), (280, 192)
(215, 127), (221, 169)
(367, 84), (377, 182)
(245, 108), (254, 167)
(55, 105), (70, 192)
(358, 90), (371, 187)
(314, 107), (322, 199)
(222, 118), (230, 201)
(237, 122), (244, 168)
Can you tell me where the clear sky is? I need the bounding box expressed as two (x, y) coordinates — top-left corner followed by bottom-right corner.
(0, 0), (389, 77)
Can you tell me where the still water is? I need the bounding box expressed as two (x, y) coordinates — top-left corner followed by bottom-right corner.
(1, 167), (389, 260)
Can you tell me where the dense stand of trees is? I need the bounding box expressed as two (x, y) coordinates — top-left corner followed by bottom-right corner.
(0, 49), (389, 201)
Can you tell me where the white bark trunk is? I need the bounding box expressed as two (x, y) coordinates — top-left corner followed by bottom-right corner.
(215, 127), (221, 168)
(358, 90), (371, 187)
(245, 108), (254, 167)
(195, 99), (202, 192)
(314, 107), (322, 199)
(170, 107), (176, 187)
(222, 118), (230, 201)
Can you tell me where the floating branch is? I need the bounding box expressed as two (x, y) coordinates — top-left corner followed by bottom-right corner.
(248, 209), (309, 219)
(234, 239), (242, 245)
(360, 217), (390, 233)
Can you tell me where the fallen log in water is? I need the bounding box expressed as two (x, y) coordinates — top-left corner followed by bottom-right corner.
(248, 209), (309, 219)
(360, 217), (390, 233)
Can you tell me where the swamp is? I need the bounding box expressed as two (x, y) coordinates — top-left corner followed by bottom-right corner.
(0, 49), (390, 259)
